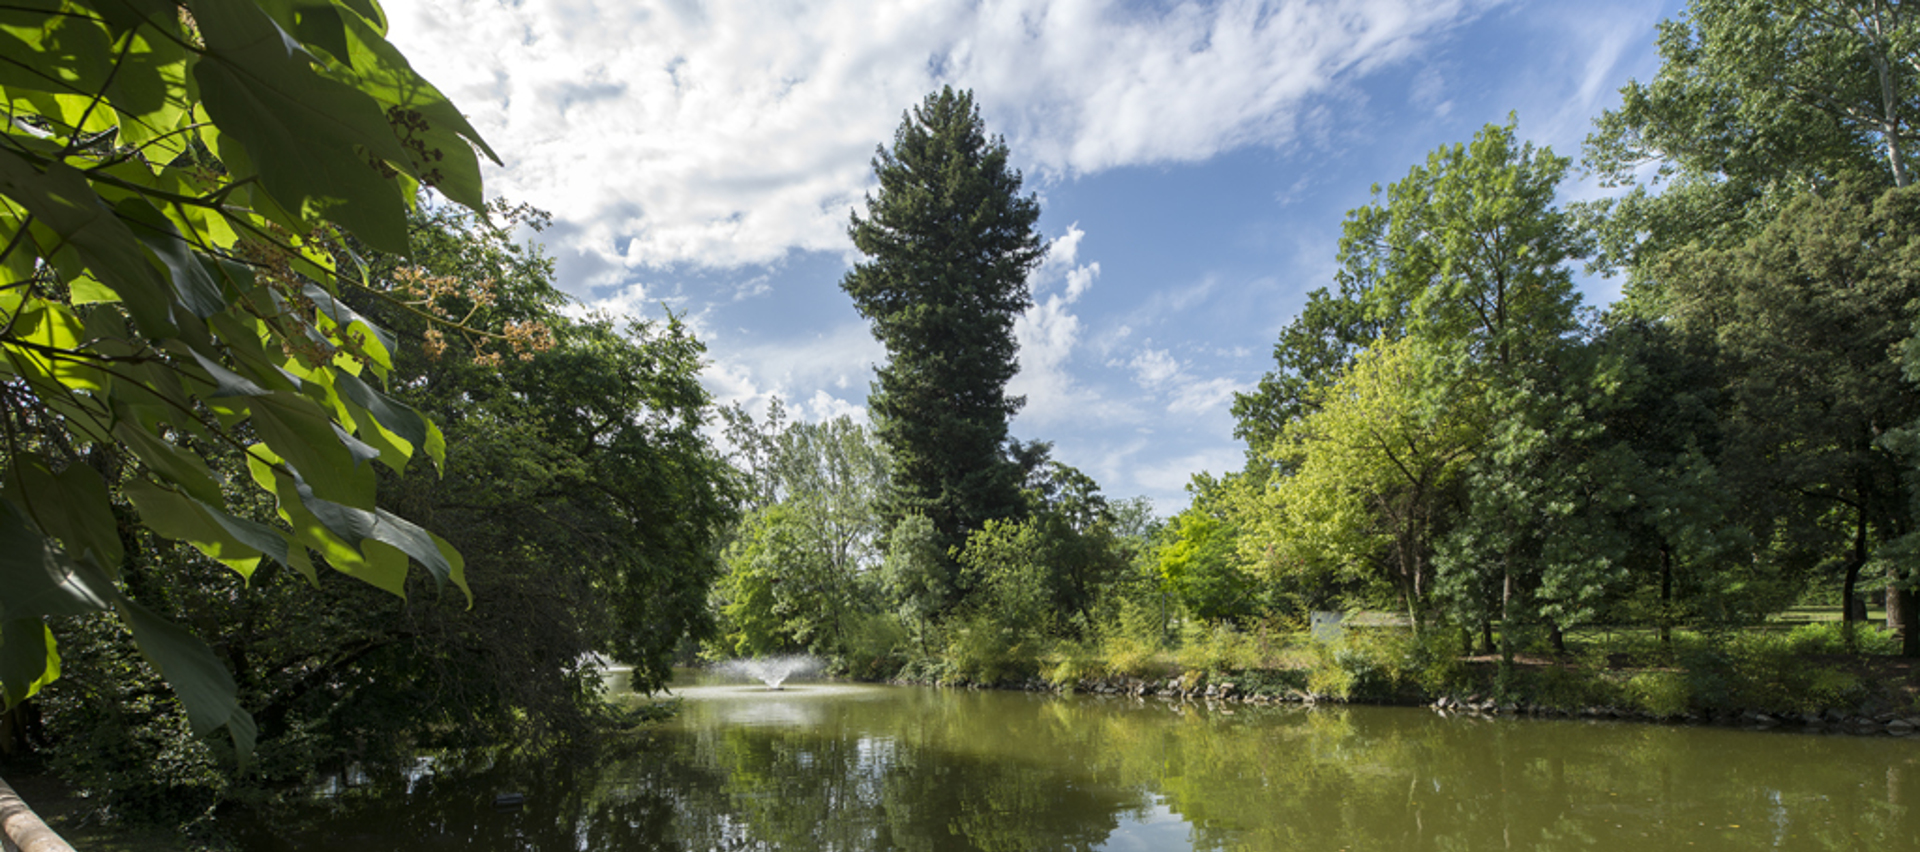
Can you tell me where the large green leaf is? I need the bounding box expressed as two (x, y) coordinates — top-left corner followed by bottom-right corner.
(88, 0), (184, 39)
(298, 485), (468, 599)
(247, 449), (404, 593)
(325, 6), (498, 209)
(4, 298), (109, 391)
(188, 0), (413, 253)
(250, 390), (378, 508)
(116, 196), (227, 318)
(0, 152), (179, 336)
(120, 598), (257, 767)
(97, 9), (194, 158)
(2, 454), (124, 573)
(334, 366), (427, 451)
(124, 479), (294, 578)
(0, 5), (116, 118)
(111, 415), (226, 505)
(206, 312), (303, 394)
(186, 348), (271, 398)
(304, 282), (396, 365)
(0, 619), (59, 709)
(244, 447), (464, 599)
(0, 500), (115, 620)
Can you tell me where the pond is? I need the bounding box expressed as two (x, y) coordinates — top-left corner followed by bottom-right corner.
(238, 671), (1920, 850)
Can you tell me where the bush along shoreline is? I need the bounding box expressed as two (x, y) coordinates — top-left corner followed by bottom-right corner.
(868, 621), (1920, 737)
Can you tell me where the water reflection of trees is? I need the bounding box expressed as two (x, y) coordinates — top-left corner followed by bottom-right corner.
(246, 693), (1919, 851)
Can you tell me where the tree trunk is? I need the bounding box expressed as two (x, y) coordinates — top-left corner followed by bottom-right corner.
(1500, 568), (1515, 666)
(1843, 507), (1868, 647)
(1659, 547), (1674, 648)
(1869, 48), (1910, 188)
(1889, 573), (1919, 657)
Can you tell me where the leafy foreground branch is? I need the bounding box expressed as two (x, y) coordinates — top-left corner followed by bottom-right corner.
(2, 0), (501, 764)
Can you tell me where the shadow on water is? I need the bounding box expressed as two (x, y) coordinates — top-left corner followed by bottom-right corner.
(233, 676), (1920, 851)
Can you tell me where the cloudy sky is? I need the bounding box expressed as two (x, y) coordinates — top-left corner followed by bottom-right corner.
(383, 0), (1685, 513)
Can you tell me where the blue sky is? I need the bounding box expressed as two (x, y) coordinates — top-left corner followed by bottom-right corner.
(385, 0), (1686, 513)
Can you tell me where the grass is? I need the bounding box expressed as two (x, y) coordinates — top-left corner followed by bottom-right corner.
(983, 615), (1920, 720)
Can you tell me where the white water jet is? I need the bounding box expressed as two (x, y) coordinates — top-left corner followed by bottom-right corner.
(714, 654), (823, 690)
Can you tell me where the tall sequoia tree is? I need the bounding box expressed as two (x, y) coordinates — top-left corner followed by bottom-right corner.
(841, 87), (1045, 608)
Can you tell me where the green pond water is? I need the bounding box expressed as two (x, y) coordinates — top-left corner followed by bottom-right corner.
(240, 671), (1920, 850)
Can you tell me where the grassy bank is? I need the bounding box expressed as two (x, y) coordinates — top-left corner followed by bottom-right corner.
(878, 617), (1920, 730)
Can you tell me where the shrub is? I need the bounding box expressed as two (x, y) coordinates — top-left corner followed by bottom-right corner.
(943, 616), (1040, 685)
(1801, 667), (1866, 713)
(1625, 671), (1692, 718)
(1304, 647), (1359, 700)
(1520, 663), (1612, 710)
(1099, 635), (1168, 680)
(1302, 627), (1460, 702)
(836, 612), (911, 681)
(1779, 621), (1899, 656)
(1670, 631), (1872, 714)
(1175, 622), (1263, 674)
(1041, 641), (1103, 689)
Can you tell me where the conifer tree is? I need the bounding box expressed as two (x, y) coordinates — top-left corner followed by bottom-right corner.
(841, 87), (1044, 607)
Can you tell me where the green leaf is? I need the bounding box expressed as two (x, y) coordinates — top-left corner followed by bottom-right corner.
(111, 416), (225, 505)
(206, 312), (302, 394)
(245, 446), (462, 598)
(250, 390), (377, 508)
(2, 454), (124, 573)
(96, 12), (195, 157)
(304, 282), (395, 365)
(115, 196), (227, 318)
(338, 396), (407, 471)
(0, 500), (115, 620)
(89, 0), (184, 38)
(119, 598), (256, 767)
(4, 298), (108, 391)
(246, 447), (400, 592)
(124, 479), (293, 578)
(0, 152), (179, 336)
(340, 0), (388, 35)
(0, 7), (116, 113)
(334, 368), (427, 452)
(186, 348), (271, 398)
(326, 7), (499, 209)
(188, 0), (413, 253)
(282, 1), (352, 67)
(0, 619), (59, 709)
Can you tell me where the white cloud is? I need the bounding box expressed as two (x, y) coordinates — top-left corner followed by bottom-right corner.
(1010, 225), (1134, 426)
(1408, 64), (1453, 118)
(1169, 376), (1246, 415)
(802, 389), (868, 424)
(564, 280), (675, 321)
(1129, 446), (1248, 509)
(1112, 342), (1247, 416)
(701, 321), (883, 413)
(1128, 347), (1182, 389)
(386, 0), (1506, 282)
